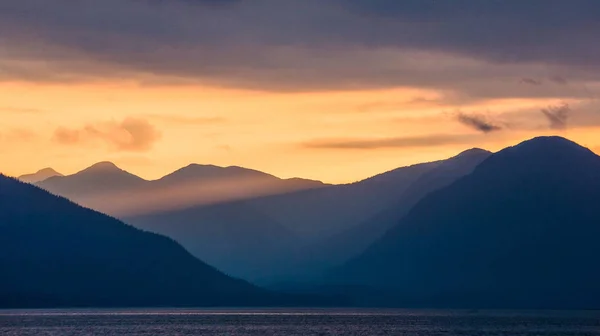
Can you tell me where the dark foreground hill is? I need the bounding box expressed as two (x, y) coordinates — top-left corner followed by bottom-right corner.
(337, 136), (600, 309)
(0, 174), (292, 308)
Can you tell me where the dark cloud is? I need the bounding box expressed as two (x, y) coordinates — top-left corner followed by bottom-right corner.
(302, 134), (480, 150)
(541, 103), (571, 130)
(0, 0), (600, 96)
(53, 117), (161, 151)
(520, 78), (542, 86)
(549, 76), (569, 85)
(456, 112), (503, 133)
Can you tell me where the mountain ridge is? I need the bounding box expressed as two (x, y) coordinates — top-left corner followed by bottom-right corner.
(335, 136), (600, 309)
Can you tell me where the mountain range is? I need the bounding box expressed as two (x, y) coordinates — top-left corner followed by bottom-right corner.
(7, 135), (600, 309)
(124, 149), (492, 282)
(32, 162), (326, 216)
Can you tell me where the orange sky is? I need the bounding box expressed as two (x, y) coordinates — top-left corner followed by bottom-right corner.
(2, 1), (600, 183)
(2, 80), (599, 183)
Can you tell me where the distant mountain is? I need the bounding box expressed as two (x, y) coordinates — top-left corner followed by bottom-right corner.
(303, 148), (491, 270)
(336, 136), (600, 309)
(156, 164), (277, 186)
(37, 161), (146, 196)
(35, 162), (147, 215)
(247, 161), (443, 242)
(0, 174), (285, 308)
(125, 159), (446, 283)
(36, 162), (327, 216)
(126, 200), (302, 282)
(18, 168), (63, 183)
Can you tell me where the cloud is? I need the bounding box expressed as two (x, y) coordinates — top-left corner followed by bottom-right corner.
(0, 128), (37, 141)
(549, 76), (568, 85)
(146, 114), (226, 125)
(53, 117), (161, 151)
(541, 103), (570, 130)
(520, 78), (542, 86)
(456, 112), (503, 133)
(302, 133), (480, 150)
(0, 106), (43, 114)
(0, 0), (599, 98)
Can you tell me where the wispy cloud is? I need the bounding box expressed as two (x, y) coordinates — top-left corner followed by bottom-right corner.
(541, 103), (570, 130)
(456, 112), (503, 133)
(146, 114), (226, 125)
(53, 117), (161, 151)
(520, 78), (542, 86)
(302, 134), (480, 150)
(0, 128), (37, 141)
(548, 76), (568, 85)
(0, 106), (43, 114)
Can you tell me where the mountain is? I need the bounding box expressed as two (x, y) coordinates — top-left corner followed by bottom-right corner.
(0, 174), (285, 308)
(18, 168), (63, 183)
(126, 200), (302, 282)
(336, 136), (600, 309)
(37, 161), (145, 196)
(302, 148), (491, 270)
(124, 159), (445, 283)
(36, 162), (326, 217)
(247, 160), (443, 242)
(35, 162), (147, 215)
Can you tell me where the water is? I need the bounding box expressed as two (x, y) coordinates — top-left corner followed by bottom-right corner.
(1, 308), (599, 335)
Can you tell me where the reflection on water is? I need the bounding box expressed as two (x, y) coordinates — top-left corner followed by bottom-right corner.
(1, 308), (599, 335)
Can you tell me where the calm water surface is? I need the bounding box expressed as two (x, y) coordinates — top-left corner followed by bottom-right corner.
(1, 308), (599, 335)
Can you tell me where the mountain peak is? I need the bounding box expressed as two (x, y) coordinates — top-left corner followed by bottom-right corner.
(516, 135), (580, 148)
(160, 164), (276, 183)
(81, 161), (122, 174)
(500, 136), (594, 160)
(18, 167), (63, 183)
(455, 148), (492, 158)
(36, 167), (61, 175)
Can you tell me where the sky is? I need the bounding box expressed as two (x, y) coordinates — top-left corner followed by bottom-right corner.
(2, 0), (600, 183)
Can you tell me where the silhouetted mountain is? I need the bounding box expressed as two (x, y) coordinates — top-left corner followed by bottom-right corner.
(18, 168), (63, 183)
(126, 200), (302, 282)
(336, 136), (600, 309)
(0, 174), (287, 308)
(36, 162), (327, 216)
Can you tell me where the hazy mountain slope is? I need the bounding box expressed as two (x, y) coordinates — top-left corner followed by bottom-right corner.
(306, 148), (491, 268)
(247, 161), (443, 241)
(337, 136), (600, 309)
(18, 168), (63, 184)
(36, 162), (326, 217)
(125, 200), (301, 281)
(36, 161), (144, 193)
(0, 174), (282, 308)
